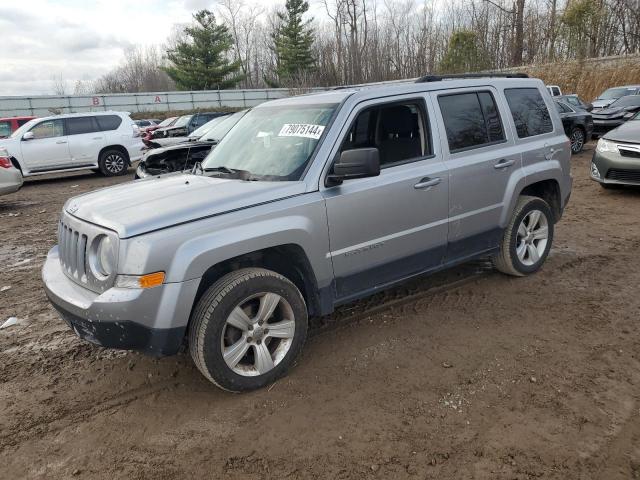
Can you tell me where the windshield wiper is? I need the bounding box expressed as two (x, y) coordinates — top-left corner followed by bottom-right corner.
(203, 166), (254, 180)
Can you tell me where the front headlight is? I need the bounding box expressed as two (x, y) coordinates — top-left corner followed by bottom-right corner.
(91, 235), (116, 278)
(596, 138), (616, 153)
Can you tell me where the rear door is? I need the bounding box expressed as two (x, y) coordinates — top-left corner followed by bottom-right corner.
(322, 95), (450, 301)
(432, 87), (519, 260)
(20, 119), (70, 171)
(65, 116), (104, 165)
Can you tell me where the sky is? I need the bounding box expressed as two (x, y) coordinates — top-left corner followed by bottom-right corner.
(0, 0), (323, 97)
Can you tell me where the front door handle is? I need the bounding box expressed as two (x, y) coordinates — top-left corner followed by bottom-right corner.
(494, 159), (515, 169)
(545, 148), (557, 160)
(414, 177), (441, 190)
(55, 140), (67, 144)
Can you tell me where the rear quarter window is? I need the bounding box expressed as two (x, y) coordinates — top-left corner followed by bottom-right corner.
(95, 115), (122, 132)
(504, 88), (553, 138)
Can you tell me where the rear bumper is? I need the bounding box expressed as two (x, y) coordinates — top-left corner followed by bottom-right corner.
(0, 168), (23, 195)
(42, 246), (200, 356)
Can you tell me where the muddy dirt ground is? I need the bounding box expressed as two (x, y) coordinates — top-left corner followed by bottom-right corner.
(1, 145), (639, 479)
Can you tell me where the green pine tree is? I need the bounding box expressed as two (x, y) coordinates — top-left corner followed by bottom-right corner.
(164, 10), (243, 90)
(271, 0), (315, 86)
(438, 30), (489, 74)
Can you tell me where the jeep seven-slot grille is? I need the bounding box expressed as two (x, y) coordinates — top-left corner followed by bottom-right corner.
(58, 220), (89, 284)
(606, 169), (640, 183)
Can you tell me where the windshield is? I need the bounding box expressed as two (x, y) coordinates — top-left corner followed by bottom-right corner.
(189, 115), (227, 138)
(158, 117), (176, 127)
(201, 104), (337, 180)
(610, 95), (640, 108)
(173, 115), (192, 128)
(10, 118), (39, 138)
(200, 110), (247, 142)
(598, 87), (636, 100)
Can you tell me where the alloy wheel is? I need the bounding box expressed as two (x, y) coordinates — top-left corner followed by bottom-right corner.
(221, 292), (295, 376)
(570, 129), (584, 153)
(104, 153), (125, 174)
(516, 209), (549, 266)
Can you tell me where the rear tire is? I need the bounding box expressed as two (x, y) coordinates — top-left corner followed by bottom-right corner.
(493, 196), (554, 277)
(98, 149), (128, 176)
(188, 268), (308, 392)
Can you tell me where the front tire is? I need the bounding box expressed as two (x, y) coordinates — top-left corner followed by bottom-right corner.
(98, 149), (128, 176)
(188, 268), (308, 392)
(493, 196), (554, 276)
(569, 127), (585, 154)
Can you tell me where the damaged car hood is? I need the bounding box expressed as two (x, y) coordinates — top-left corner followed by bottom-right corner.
(64, 174), (306, 238)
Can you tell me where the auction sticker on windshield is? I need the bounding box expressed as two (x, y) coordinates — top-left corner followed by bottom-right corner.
(278, 124), (325, 140)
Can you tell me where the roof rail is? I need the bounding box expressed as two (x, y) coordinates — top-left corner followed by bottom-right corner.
(415, 72), (529, 83)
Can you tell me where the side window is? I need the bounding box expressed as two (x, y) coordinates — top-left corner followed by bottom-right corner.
(66, 116), (99, 135)
(29, 119), (64, 139)
(504, 88), (553, 138)
(17, 119), (30, 127)
(438, 91), (505, 153)
(0, 121), (11, 137)
(339, 101), (430, 168)
(555, 102), (571, 114)
(95, 115), (122, 131)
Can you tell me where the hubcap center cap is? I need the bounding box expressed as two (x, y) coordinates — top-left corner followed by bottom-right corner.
(252, 326), (266, 341)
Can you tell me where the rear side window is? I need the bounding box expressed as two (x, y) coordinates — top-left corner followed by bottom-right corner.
(555, 102), (571, 114)
(66, 116), (100, 135)
(438, 91), (505, 152)
(95, 115), (122, 131)
(505, 88), (553, 138)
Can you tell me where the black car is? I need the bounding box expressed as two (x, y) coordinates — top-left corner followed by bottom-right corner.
(556, 94), (593, 112)
(591, 95), (640, 138)
(554, 100), (593, 153)
(150, 112), (228, 140)
(135, 110), (247, 178)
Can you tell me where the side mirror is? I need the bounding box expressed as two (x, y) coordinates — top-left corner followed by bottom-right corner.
(328, 148), (380, 185)
(22, 131), (34, 141)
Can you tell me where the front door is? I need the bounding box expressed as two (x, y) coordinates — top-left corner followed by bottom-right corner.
(322, 97), (450, 302)
(20, 119), (70, 171)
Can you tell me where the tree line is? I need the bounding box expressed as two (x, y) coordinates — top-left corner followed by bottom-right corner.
(81, 0), (640, 94)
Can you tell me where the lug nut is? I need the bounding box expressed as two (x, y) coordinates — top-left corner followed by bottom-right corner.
(257, 339), (262, 345)
(248, 325), (253, 331)
(258, 320), (264, 326)
(247, 337), (253, 343)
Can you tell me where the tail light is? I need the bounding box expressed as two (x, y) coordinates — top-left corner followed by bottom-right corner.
(0, 149), (12, 169)
(132, 124), (140, 138)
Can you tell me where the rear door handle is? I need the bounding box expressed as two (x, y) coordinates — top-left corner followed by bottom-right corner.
(414, 177), (441, 190)
(55, 140), (67, 144)
(494, 159), (515, 169)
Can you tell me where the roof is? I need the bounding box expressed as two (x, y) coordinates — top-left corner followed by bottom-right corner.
(37, 111), (131, 121)
(260, 76), (544, 108)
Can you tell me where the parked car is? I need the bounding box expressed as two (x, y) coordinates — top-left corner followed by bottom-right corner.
(0, 147), (23, 196)
(142, 116), (177, 145)
(591, 94), (640, 138)
(591, 111), (640, 189)
(556, 94), (592, 112)
(146, 113), (231, 149)
(554, 100), (593, 153)
(547, 85), (562, 97)
(136, 110), (247, 178)
(592, 85), (640, 110)
(0, 116), (36, 138)
(134, 119), (160, 129)
(149, 112), (228, 140)
(42, 74), (572, 391)
(0, 111), (144, 177)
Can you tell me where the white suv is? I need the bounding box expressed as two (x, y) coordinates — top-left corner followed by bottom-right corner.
(0, 111), (144, 177)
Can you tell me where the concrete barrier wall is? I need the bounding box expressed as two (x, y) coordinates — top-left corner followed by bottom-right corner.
(0, 88), (326, 117)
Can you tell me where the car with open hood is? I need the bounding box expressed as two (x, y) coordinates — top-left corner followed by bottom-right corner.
(591, 111), (640, 188)
(592, 85), (640, 110)
(42, 74), (572, 392)
(591, 94), (640, 137)
(135, 110), (246, 178)
(148, 112), (228, 140)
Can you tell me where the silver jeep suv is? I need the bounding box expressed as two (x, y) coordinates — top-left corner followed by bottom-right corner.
(43, 75), (572, 391)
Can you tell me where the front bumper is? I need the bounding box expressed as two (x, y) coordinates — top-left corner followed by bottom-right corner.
(42, 246), (200, 356)
(591, 147), (640, 186)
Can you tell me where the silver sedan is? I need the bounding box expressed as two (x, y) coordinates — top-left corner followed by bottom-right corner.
(0, 152), (23, 196)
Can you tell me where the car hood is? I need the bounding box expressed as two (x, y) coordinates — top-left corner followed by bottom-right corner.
(592, 106), (626, 117)
(592, 99), (615, 109)
(148, 137), (193, 148)
(143, 140), (213, 160)
(64, 174), (306, 238)
(603, 121), (640, 143)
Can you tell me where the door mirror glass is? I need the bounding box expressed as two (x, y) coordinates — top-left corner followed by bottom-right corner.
(329, 147), (380, 184)
(22, 131), (34, 141)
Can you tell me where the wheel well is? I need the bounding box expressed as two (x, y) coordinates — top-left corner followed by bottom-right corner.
(520, 180), (561, 222)
(99, 145), (130, 164)
(193, 245), (321, 318)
